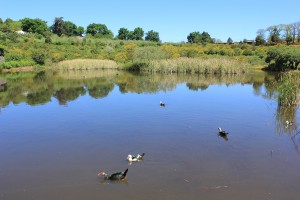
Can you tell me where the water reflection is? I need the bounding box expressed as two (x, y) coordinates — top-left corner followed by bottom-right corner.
(0, 70), (299, 131)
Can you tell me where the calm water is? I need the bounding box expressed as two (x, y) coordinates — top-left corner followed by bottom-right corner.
(0, 70), (299, 200)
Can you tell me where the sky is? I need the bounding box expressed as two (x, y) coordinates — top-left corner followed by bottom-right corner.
(1, 0), (299, 42)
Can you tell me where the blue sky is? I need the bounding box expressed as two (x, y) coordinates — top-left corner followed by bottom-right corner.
(1, 0), (299, 42)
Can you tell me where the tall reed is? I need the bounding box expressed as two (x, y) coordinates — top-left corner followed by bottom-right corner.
(54, 59), (120, 70)
(138, 57), (248, 74)
(277, 73), (300, 106)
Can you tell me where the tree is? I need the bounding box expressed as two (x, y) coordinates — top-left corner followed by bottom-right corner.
(0, 18), (3, 24)
(63, 21), (78, 36)
(76, 26), (85, 36)
(187, 31), (201, 43)
(130, 27), (144, 40)
(86, 23), (113, 38)
(21, 18), (48, 35)
(50, 17), (65, 36)
(255, 35), (265, 45)
(227, 37), (233, 44)
(187, 31), (213, 44)
(291, 22), (300, 43)
(145, 30), (160, 42)
(266, 26), (281, 44)
(201, 32), (213, 43)
(117, 27), (129, 40)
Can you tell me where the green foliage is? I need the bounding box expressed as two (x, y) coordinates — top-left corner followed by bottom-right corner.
(145, 30), (160, 42)
(227, 37), (233, 44)
(21, 18), (48, 35)
(277, 73), (300, 106)
(129, 27), (144, 40)
(265, 47), (300, 71)
(76, 26), (85, 36)
(32, 51), (47, 65)
(0, 60), (36, 68)
(86, 23), (113, 39)
(117, 27), (130, 40)
(50, 17), (65, 36)
(133, 46), (169, 63)
(255, 35), (265, 46)
(187, 31), (213, 44)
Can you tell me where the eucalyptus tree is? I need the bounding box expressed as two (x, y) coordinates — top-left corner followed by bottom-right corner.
(266, 26), (281, 44)
(145, 30), (160, 42)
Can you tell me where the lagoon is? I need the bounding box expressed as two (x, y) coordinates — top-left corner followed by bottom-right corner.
(0, 70), (299, 200)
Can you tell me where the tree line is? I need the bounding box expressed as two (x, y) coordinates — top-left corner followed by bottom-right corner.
(0, 17), (160, 42)
(256, 21), (300, 45)
(1, 17), (300, 45)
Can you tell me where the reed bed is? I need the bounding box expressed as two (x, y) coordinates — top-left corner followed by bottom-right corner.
(277, 73), (300, 106)
(55, 59), (120, 70)
(141, 57), (248, 74)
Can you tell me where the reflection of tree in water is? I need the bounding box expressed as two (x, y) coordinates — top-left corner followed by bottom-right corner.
(87, 83), (114, 99)
(27, 90), (52, 105)
(53, 87), (86, 105)
(186, 83), (209, 91)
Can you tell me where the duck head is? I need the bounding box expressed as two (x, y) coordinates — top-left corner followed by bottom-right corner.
(127, 154), (133, 161)
(218, 127), (222, 132)
(98, 171), (106, 177)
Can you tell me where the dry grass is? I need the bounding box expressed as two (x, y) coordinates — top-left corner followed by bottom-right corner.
(143, 57), (248, 74)
(54, 59), (120, 70)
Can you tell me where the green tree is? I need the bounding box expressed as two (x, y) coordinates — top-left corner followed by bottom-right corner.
(187, 31), (212, 44)
(117, 27), (130, 40)
(145, 30), (160, 42)
(227, 37), (233, 44)
(255, 35), (265, 45)
(86, 23), (113, 38)
(21, 18), (48, 35)
(50, 17), (65, 36)
(201, 31), (213, 43)
(76, 26), (85, 36)
(130, 27), (144, 40)
(267, 26), (281, 44)
(63, 21), (78, 36)
(0, 18), (3, 24)
(187, 31), (201, 43)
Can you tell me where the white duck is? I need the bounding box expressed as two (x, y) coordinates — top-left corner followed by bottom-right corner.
(127, 153), (145, 162)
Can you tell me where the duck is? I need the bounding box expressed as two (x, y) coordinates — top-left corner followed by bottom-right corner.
(98, 168), (128, 180)
(127, 153), (145, 162)
(286, 120), (293, 126)
(160, 101), (165, 107)
(218, 127), (229, 137)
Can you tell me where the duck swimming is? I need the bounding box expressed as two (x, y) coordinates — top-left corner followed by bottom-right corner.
(160, 101), (165, 107)
(127, 153), (145, 162)
(218, 127), (229, 137)
(98, 168), (128, 180)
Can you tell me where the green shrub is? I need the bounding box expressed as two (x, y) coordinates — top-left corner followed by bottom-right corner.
(32, 51), (47, 65)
